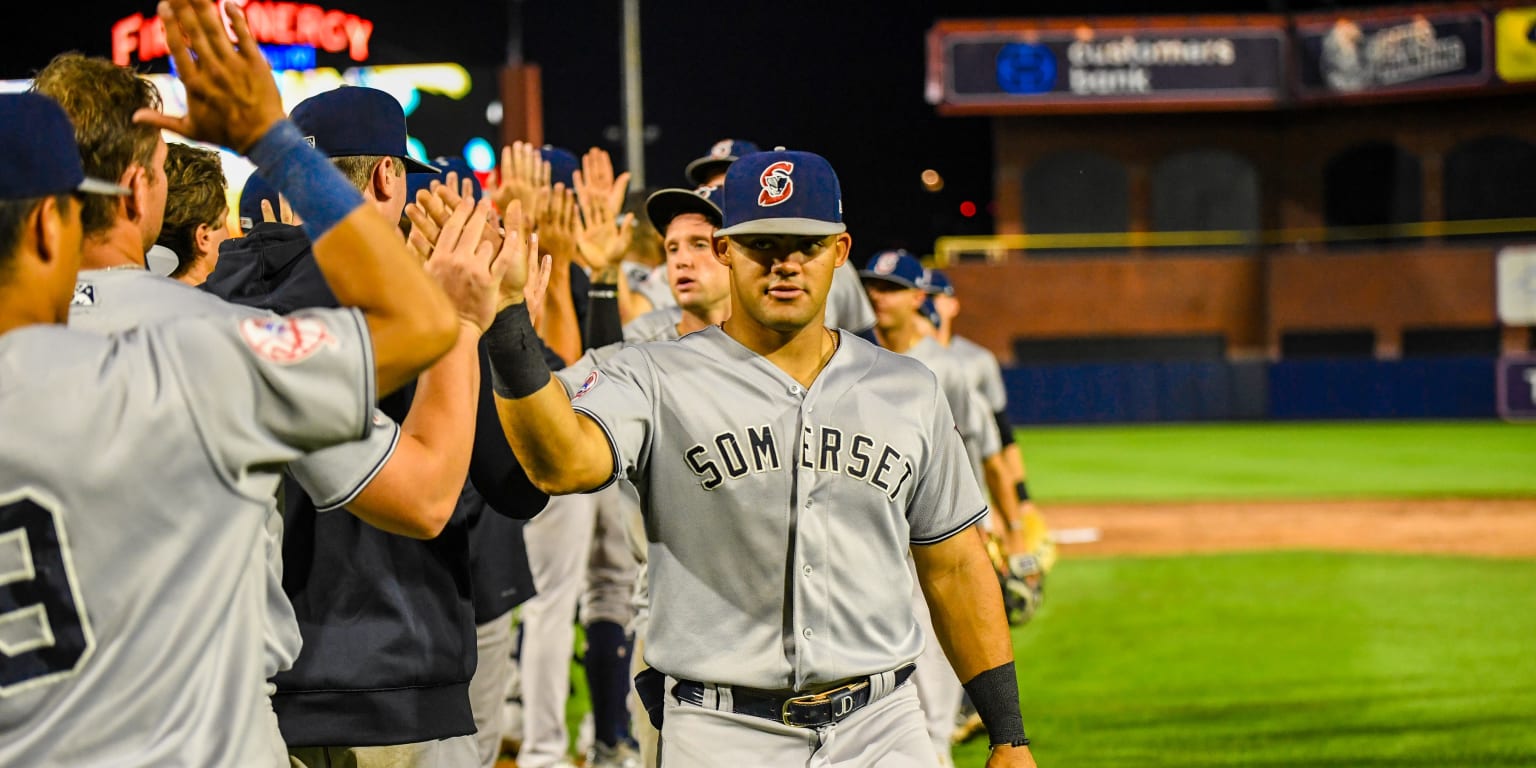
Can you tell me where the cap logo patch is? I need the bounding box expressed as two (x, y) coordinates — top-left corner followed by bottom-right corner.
(758, 161), (795, 207)
(303, 136), (316, 148)
(573, 369), (600, 400)
(239, 316), (336, 365)
(710, 140), (734, 158)
(873, 251), (901, 274)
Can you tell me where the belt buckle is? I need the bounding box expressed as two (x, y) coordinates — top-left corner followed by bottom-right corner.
(780, 681), (868, 727)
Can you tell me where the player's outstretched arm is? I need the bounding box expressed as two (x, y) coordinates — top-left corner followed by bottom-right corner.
(139, 0), (457, 395)
(913, 526), (1039, 768)
(478, 226), (616, 495)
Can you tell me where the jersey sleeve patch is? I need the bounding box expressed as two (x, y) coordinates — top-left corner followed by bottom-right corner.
(572, 370), (600, 400)
(238, 316), (337, 365)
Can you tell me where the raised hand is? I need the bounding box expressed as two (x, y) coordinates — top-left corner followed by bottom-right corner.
(489, 140), (548, 231)
(535, 183), (579, 267)
(573, 146), (631, 223)
(576, 197), (636, 276)
(405, 174), (501, 262)
(423, 196), (512, 334)
(132, 0), (286, 153)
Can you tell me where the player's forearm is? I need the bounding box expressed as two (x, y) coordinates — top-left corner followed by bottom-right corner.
(540, 269), (582, 365)
(493, 380), (613, 495)
(346, 323), (481, 538)
(246, 121), (457, 395)
(913, 526), (1017, 680)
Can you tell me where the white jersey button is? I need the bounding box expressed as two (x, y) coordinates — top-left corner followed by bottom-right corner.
(803, 627), (814, 638)
(803, 564), (814, 576)
(789, 385), (802, 395)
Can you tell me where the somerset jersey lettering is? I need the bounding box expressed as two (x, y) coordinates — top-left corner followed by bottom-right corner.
(684, 424), (914, 499)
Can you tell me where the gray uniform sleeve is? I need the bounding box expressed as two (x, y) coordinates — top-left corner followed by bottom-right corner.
(555, 341), (627, 395)
(286, 409), (402, 511)
(566, 346), (656, 492)
(908, 380), (990, 545)
(946, 368), (1002, 461)
(162, 307), (374, 478)
(976, 349), (1008, 414)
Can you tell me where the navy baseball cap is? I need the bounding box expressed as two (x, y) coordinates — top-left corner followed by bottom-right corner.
(859, 249), (925, 290)
(0, 92), (129, 199)
(645, 184), (722, 233)
(715, 150), (844, 237)
(408, 156), (483, 202)
(237, 172), (281, 232)
(541, 145), (579, 188)
(289, 85), (438, 174)
(921, 267), (955, 297)
(685, 138), (760, 186)
(921, 297), (941, 328)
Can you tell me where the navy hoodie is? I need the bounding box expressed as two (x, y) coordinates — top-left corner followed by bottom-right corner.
(205, 224), (548, 746)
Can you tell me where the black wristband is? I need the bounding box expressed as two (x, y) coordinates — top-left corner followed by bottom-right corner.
(994, 410), (1016, 448)
(962, 661), (1029, 749)
(584, 282), (623, 349)
(484, 303), (552, 399)
(1015, 480), (1029, 502)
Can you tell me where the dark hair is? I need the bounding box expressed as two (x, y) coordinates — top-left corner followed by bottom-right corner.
(30, 52), (162, 238)
(157, 143), (229, 278)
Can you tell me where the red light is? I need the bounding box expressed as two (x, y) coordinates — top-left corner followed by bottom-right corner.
(959, 201), (977, 218)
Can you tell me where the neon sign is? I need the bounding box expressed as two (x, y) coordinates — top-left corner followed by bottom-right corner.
(113, 1), (373, 66)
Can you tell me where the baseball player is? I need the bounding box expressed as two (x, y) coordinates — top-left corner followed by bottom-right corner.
(859, 248), (1024, 766)
(486, 149), (1037, 767)
(923, 268), (1056, 604)
(0, 0), (471, 758)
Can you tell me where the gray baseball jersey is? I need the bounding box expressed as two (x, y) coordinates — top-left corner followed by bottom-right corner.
(902, 336), (1001, 488)
(826, 260), (877, 333)
(567, 326), (987, 690)
(67, 269), (401, 681)
(950, 335), (1008, 415)
(627, 260), (677, 315)
(0, 308), (374, 765)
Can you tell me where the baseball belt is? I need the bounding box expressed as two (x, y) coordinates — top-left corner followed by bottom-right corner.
(671, 663), (917, 728)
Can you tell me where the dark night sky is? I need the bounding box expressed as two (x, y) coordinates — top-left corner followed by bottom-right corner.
(9, 0), (1430, 259)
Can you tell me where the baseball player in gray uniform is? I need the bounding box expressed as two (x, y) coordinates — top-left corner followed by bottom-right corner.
(859, 248), (1017, 766)
(485, 149), (1037, 767)
(0, 5), (468, 759)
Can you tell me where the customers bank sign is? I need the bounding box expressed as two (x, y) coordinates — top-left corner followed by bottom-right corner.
(928, 19), (1287, 114)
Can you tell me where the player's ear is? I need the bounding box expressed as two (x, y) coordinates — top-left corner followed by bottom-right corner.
(712, 235), (731, 266)
(832, 232), (851, 267)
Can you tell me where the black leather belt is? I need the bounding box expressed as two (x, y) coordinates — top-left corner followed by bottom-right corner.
(672, 663), (917, 728)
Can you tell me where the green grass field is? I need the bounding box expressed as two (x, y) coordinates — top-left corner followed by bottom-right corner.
(1015, 420), (1536, 502)
(552, 420), (1536, 767)
(953, 552), (1536, 767)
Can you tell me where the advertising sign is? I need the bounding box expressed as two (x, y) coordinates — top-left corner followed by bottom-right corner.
(1294, 11), (1491, 98)
(928, 21), (1288, 113)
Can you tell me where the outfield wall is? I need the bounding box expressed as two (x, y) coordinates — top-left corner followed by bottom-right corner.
(1003, 357), (1498, 423)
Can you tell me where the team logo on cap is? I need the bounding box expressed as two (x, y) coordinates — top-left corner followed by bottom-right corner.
(710, 140), (734, 158)
(758, 161), (794, 207)
(240, 316), (336, 364)
(572, 370), (600, 400)
(696, 184), (719, 200)
(873, 250), (902, 274)
(303, 136), (316, 148)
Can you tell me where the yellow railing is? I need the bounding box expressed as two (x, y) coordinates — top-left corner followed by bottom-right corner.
(931, 216), (1536, 266)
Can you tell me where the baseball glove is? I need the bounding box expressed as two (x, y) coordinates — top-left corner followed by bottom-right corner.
(985, 534), (1042, 626)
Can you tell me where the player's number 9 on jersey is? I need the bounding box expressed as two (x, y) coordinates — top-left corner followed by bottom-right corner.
(0, 493), (93, 697)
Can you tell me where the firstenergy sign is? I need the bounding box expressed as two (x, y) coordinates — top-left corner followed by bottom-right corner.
(112, 1), (374, 66)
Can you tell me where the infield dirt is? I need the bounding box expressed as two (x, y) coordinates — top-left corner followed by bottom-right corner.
(1044, 498), (1536, 558)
